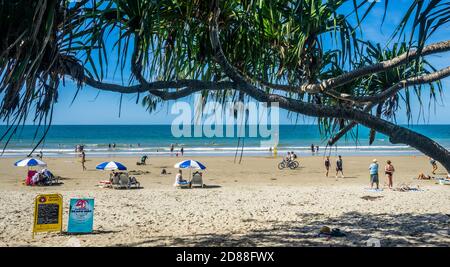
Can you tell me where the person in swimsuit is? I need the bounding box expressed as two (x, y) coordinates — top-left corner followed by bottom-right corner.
(324, 156), (331, 177)
(384, 160), (395, 189)
(430, 157), (438, 174)
(81, 151), (87, 171)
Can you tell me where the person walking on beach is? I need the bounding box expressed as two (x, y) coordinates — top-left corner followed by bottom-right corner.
(81, 151), (87, 171)
(181, 147), (184, 156)
(369, 159), (379, 189)
(384, 160), (395, 189)
(324, 156), (331, 177)
(170, 144), (174, 155)
(316, 145), (319, 153)
(430, 157), (438, 174)
(335, 155), (344, 178)
(311, 144), (315, 153)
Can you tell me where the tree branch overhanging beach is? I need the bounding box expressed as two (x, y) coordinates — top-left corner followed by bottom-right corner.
(1, 0), (450, 170)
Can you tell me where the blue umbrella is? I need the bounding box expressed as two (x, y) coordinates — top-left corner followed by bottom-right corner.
(174, 160), (206, 170)
(14, 158), (47, 167)
(96, 161), (127, 171)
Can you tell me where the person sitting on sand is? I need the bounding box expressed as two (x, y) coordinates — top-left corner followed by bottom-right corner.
(109, 171), (118, 183)
(429, 157), (438, 174)
(324, 156), (331, 177)
(369, 159), (379, 189)
(417, 172), (432, 180)
(174, 170), (189, 186)
(384, 160), (395, 189)
(161, 168), (167, 175)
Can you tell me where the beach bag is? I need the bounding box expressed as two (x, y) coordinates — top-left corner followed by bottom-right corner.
(26, 170), (37, 186)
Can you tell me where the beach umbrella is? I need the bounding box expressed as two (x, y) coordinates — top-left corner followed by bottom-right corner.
(14, 158), (47, 167)
(96, 161), (127, 171)
(174, 160), (206, 170)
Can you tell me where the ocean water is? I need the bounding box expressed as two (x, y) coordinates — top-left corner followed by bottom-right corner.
(1, 124), (450, 158)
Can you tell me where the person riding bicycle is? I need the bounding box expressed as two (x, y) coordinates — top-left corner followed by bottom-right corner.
(285, 152), (292, 162)
(290, 151), (297, 160)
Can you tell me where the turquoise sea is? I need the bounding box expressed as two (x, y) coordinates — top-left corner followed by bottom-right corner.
(1, 124), (450, 157)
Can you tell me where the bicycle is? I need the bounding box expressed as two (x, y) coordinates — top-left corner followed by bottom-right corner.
(278, 159), (299, 170)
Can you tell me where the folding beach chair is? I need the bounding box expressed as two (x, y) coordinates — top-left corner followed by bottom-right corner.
(191, 172), (204, 188)
(117, 173), (129, 189)
(111, 173), (121, 189)
(128, 176), (140, 188)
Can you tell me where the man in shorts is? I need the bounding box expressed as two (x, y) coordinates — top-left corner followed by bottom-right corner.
(369, 159), (379, 189)
(335, 155), (344, 178)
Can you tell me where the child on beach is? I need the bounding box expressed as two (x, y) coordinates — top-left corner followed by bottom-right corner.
(335, 155), (344, 178)
(384, 160), (395, 189)
(324, 156), (330, 177)
(369, 159), (379, 189)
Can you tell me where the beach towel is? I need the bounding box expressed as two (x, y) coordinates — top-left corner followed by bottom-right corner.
(365, 188), (383, 192)
(437, 179), (450, 185)
(26, 170), (37, 186)
(393, 186), (423, 192)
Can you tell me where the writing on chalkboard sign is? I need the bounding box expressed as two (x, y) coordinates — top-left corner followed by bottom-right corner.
(33, 194), (63, 238)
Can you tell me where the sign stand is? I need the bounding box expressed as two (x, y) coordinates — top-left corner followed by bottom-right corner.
(32, 194), (63, 238)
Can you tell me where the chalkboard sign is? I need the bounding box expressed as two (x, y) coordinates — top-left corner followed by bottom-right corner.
(33, 194), (63, 237)
(37, 204), (60, 225)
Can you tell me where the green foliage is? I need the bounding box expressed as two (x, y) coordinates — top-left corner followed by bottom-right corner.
(0, 0), (449, 150)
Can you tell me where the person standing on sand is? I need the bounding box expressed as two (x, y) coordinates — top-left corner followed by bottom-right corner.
(324, 156), (331, 177)
(81, 151), (87, 171)
(181, 147), (184, 156)
(311, 144), (315, 153)
(316, 145), (319, 153)
(335, 155), (344, 178)
(384, 160), (395, 189)
(369, 159), (379, 189)
(430, 157), (438, 174)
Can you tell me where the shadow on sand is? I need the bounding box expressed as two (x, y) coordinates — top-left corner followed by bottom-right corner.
(116, 212), (449, 247)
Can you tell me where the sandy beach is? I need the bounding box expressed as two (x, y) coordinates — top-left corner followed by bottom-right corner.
(0, 155), (449, 247)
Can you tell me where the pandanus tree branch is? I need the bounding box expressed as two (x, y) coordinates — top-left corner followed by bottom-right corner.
(299, 40), (450, 93)
(207, 5), (450, 172)
(50, 2), (450, 171)
(327, 66), (450, 146)
(61, 56), (236, 97)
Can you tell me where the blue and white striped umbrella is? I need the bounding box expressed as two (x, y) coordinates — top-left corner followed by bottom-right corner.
(14, 158), (47, 167)
(174, 160), (206, 170)
(96, 161), (127, 171)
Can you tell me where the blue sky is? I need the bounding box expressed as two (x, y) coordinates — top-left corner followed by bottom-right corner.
(47, 0), (450, 125)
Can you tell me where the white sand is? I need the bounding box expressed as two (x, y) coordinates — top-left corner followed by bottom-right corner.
(0, 155), (449, 246)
